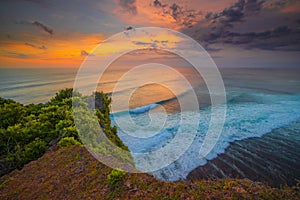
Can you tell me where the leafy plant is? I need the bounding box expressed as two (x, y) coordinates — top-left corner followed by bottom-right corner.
(107, 168), (126, 187)
(21, 138), (47, 165)
(58, 137), (82, 147)
(0, 88), (129, 176)
(51, 88), (81, 102)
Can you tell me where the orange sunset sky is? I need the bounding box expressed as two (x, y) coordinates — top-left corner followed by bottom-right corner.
(0, 0), (299, 68)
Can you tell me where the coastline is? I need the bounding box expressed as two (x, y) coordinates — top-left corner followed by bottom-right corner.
(187, 120), (300, 187)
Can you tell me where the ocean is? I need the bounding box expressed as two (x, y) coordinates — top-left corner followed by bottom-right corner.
(0, 68), (77, 104)
(1, 67), (300, 186)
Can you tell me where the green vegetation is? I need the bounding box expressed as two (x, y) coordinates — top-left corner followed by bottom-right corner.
(94, 93), (128, 151)
(107, 168), (126, 187)
(0, 88), (129, 176)
(58, 137), (82, 147)
(1, 88), (299, 199)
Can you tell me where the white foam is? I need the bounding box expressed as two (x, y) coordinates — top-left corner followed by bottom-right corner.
(129, 103), (159, 114)
(112, 93), (300, 181)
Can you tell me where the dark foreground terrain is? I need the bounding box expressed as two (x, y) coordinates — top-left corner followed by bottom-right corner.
(1, 145), (299, 200)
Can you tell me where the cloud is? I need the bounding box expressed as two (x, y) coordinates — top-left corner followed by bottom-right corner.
(132, 41), (153, 46)
(223, 26), (300, 51)
(80, 50), (94, 56)
(25, 42), (47, 49)
(263, 0), (299, 10)
(31, 21), (53, 35)
(205, 24), (300, 51)
(206, 0), (264, 28)
(150, 1), (203, 28)
(153, 0), (163, 7)
(225, 26), (292, 42)
(125, 26), (134, 31)
(169, 3), (181, 21)
(5, 52), (29, 59)
(132, 39), (169, 49)
(17, 20), (54, 35)
(188, 0), (265, 43)
(182, 0), (300, 52)
(203, 45), (223, 52)
(118, 0), (137, 14)
(80, 50), (89, 56)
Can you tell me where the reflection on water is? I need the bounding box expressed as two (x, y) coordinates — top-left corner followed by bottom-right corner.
(0, 68), (77, 104)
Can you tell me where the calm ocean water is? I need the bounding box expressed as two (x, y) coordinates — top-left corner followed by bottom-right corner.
(1, 67), (300, 185)
(0, 68), (77, 104)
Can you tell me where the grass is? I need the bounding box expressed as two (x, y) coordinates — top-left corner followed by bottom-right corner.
(0, 145), (299, 199)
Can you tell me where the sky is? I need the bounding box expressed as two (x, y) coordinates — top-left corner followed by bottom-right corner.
(0, 0), (299, 68)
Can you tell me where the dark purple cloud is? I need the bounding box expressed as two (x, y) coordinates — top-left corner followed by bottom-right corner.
(153, 0), (163, 7)
(151, 0), (202, 28)
(15, 20), (54, 35)
(205, 0), (265, 28)
(31, 21), (53, 35)
(222, 26), (300, 51)
(169, 3), (181, 21)
(183, 0), (300, 52)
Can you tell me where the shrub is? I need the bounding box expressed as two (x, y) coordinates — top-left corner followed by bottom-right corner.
(0, 89), (130, 176)
(21, 138), (47, 165)
(51, 88), (81, 102)
(58, 137), (81, 147)
(107, 168), (126, 187)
